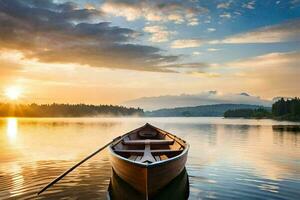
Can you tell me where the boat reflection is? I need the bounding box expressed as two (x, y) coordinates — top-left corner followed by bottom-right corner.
(107, 168), (189, 200)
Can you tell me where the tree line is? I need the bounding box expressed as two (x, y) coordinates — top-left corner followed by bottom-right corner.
(272, 98), (300, 121)
(224, 108), (271, 119)
(224, 98), (300, 121)
(0, 103), (144, 117)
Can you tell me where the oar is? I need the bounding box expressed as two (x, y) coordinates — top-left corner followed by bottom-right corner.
(37, 135), (123, 195)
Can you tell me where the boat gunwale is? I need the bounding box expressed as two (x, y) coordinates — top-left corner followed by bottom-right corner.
(109, 123), (189, 168)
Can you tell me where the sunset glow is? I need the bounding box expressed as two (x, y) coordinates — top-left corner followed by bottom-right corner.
(0, 0), (299, 105)
(5, 87), (22, 100)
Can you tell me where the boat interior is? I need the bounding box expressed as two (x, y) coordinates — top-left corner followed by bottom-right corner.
(111, 124), (187, 164)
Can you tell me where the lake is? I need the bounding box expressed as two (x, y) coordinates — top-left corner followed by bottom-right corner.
(0, 117), (300, 199)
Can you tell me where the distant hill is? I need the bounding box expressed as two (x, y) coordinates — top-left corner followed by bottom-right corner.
(145, 104), (271, 117)
(124, 91), (272, 111)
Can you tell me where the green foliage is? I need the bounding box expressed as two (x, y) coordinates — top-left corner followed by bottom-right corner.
(224, 108), (271, 119)
(224, 98), (300, 121)
(272, 98), (300, 121)
(0, 103), (144, 117)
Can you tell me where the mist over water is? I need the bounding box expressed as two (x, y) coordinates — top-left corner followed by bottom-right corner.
(0, 117), (300, 199)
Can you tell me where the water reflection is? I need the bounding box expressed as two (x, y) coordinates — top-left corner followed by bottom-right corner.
(272, 125), (300, 132)
(0, 117), (300, 199)
(108, 168), (189, 200)
(6, 118), (18, 142)
(272, 125), (300, 147)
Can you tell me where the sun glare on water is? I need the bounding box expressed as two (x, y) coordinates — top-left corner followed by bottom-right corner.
(5, 87), (22, 100)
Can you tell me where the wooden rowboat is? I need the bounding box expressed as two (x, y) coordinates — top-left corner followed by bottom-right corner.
(108, 167), (189, 200)
(109, 123), (189, 198)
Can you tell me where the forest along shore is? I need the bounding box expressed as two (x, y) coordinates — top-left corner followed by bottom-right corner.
(0, 103), (144, 117)
(224, 98), (300, 122)
(1, 98), (299, 122)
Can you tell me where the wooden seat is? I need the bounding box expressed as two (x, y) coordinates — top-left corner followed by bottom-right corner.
(114, 149), (183, 155)
(123, 139), (174, 145)
(115, 150), (145, 154)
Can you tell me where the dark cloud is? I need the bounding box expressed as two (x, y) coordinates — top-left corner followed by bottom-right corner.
(0, 0), (180, 72)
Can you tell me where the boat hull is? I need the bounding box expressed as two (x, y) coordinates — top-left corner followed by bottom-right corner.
(108, 167), (189, 200)
(109, 148), (188, 197)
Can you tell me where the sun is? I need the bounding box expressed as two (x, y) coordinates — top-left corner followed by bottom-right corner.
(5, 87), (22, 100)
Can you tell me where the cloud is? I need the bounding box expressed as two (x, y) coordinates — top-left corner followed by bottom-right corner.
(154, 62), (213, 74)
(187, 17), (199, 26)
(0, 51), (22, 79)
(219, 12), (231, 19)
(165, 62), (210, 70)
(217, 1), (232, 9)
(190, 72), (221, 78)
(207, 28), (216, 32)
(290, 0), (300, 8)
(212, 19), (300, 44)
(207, 48), (221, 52)
(143, 25), (175, 42)
(101, 0), (207, 25)
(242, 1), (255, 9)
(171, 39), (203, 48)
(227, 51), (300, 96)
(0, 0), (184, 73)
(193, 51), (202, 55)
(228, 51), (300, 68)
(123, 91), (271, 110)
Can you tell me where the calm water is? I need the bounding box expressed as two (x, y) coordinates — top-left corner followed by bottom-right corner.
(0, 117), (300, 199)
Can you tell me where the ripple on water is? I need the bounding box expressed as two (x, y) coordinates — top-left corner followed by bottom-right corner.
(0, 159), (111, 200)
(0, 118), (300, 199)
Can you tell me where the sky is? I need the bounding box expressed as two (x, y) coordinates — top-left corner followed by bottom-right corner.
(0, 0), (300, 105)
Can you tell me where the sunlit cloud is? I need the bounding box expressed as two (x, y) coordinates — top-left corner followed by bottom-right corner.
(0, 0), (299, 104)
(212, 19), (300, 44)
(171, 39), (203, 48)
(242, 1), (256, 9)
(101, 0), (207, 25)
(207, 28), (216, 32)
(228, 51), (300, 68)
(0, 0), (182, 73)
(207, 48), (221, 52)
(193, 51), (202, 56)
(219, 12), (231, 19)
(143, 25), (176, 42)
(0, 51), (23, 83)
(187, 17), (199, 26)
(225, 51), (300, 97)
(217, 1), (233, 9)
(190, 72), (221, 78)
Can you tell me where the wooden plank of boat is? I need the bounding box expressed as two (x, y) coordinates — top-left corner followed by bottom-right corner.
(109, 123), (189, 198)
(107, 167), (189, 200)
